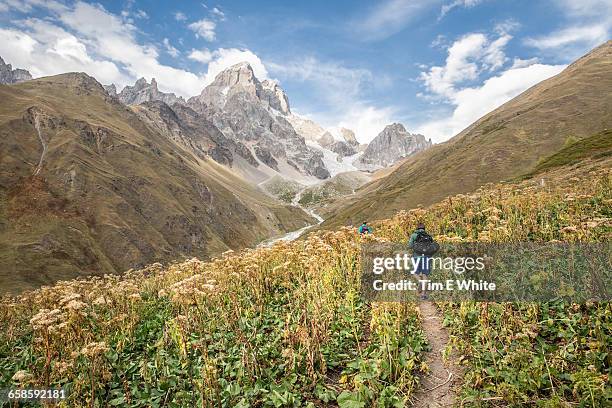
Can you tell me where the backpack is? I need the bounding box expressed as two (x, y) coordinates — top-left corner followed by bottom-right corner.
(412, 230), (439, 256)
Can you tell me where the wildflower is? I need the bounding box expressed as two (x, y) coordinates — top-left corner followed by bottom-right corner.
(12, 370), (32, 382)
(54, 361), (73, 376)
(30, 308), (63, 329)
(64, 300), (87, 311)
(81, 341), (109, 358)
(93, 296), (107, 306)
(59, 293), (82, 306)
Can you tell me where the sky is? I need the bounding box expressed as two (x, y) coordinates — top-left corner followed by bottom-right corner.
(0, 0), (610, 143)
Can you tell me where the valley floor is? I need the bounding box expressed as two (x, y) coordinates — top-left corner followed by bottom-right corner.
(1, 158), (610, 407)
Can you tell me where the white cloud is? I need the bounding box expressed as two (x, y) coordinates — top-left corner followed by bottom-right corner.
(0, 0), (67, 13)
(557, 0), (612, 18)
(483, 33), (511, 71)
(174, 11), (187, 21)
(188, 48), (213, 63)
(417, 62), (565, 142)
(439, 0), (483, 19)
(524, 0), (611, 58)
(0, 0), (270, 99)
(211, 7), (225, 20)
(269, 57), (373, 103)
(525, 25), (609, 51)
(430, 34), (447, 48)
(0, 2), (210, 97)
(269, 57), (393, 142)
(163, 38), (179, 57)
(357, 0), (440, 41)
(0, 24), (125, 84)
(510, 57), (539, 69)
(134, 9), (148, 19)
(416, 30), (568, 142)
(336, 105), (395, 143)
(54, 2), (207, 96)
(188, 18), (216, 41)
(420, 32), (512, 99)
(494, 19), (521, 35)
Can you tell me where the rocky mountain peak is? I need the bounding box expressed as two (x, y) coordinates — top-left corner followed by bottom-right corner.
(187, 62), (330, 180)
(382, 123), (407, 134)
(0, 55), (33, 84)
(134, 77), (148, 88)
(211, 62), (259, 89)
(103, 84), (117, 96)
(357, 122), (432, 169)
(115, 77), (184, 106)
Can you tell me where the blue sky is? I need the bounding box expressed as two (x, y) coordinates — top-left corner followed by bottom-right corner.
(0, 0), (610, 142)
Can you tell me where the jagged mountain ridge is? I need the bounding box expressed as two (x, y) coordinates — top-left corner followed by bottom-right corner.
(108, 77), (185, 106)
(0, 56), (32, 84)
(103, 63), (429, 184)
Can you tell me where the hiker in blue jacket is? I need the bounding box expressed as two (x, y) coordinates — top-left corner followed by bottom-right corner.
(358, 221), (372, 235)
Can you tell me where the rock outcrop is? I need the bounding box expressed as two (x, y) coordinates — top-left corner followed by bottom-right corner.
(357, 123), (431, 169)
(115, 78), (185, 106)
(0, 56), (32, 84)
(317, 131), (335, 148)
(339, 128), (359, 146)
(329, 140), (357, 157)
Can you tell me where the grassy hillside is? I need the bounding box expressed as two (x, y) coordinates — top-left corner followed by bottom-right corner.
(0, 74), (313, 294)
(1, 155), (609, 406)
(524, 128), (612, 177)
(322, 41), (612, 228)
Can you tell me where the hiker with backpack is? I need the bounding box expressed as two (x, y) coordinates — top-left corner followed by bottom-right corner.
(359, 221), (372, 236)
(408, 223), (439, 299)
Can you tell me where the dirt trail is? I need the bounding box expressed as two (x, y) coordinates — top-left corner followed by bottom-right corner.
(411, 301), (463, 408)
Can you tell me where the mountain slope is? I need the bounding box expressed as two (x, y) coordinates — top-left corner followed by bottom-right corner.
(524, 128), (612, 177)
(0, 73), (314, 294)
(322, 41), (612, 227)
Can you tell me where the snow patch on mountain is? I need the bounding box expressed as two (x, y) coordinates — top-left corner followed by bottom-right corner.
(306, 140), (363, 177)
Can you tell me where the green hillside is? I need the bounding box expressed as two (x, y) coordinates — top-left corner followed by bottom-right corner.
(525, 128), (612, 177)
